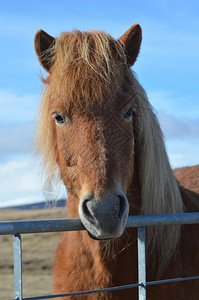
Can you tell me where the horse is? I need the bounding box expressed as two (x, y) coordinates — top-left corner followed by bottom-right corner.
(34, 24), (199, 299)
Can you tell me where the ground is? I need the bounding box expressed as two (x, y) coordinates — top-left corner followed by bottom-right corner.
(0, 208), (65, 300)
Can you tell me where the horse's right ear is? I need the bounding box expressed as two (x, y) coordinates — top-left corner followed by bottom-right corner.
(34, 30), (55, 72)
(118, 24), (142, 66)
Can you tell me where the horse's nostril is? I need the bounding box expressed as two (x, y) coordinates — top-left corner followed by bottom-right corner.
(81, 198), (96, 224)
(117, 194), (127, 219)
(82, 199), (89, 215)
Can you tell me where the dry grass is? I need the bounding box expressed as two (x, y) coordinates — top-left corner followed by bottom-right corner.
(0, 208), (66, 300)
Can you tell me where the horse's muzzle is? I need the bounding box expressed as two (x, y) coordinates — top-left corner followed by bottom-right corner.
(79, 191), (129, 240)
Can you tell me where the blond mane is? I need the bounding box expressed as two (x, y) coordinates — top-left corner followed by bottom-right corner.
(130, 76), (184, 269)
(35, 29), (184, 268)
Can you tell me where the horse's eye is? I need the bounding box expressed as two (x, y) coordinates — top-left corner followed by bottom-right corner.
(123, 107), (133, 120)
(52, 112), (66, 125)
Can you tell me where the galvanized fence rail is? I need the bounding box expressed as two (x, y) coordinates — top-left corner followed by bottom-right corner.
(1, 213), (199, 300)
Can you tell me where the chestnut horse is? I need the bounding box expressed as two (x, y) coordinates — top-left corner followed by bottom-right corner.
(34, 24), (199, 299)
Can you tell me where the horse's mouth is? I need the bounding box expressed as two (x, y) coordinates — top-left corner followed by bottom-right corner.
(87, 231), (114, 241)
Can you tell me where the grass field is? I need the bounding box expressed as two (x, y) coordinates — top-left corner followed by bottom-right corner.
(0, 208), (67, 300)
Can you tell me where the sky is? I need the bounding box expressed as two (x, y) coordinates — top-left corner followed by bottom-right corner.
(0, 0), (198, 207)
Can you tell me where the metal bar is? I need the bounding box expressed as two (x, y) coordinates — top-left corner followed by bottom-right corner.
(126, 212), (199, 228)
(0, 218), (84, 235)
(1, 213), (199, 236)
(3, 213), (199, 300)
(146, 275), (199, 286)
(12, 283), (140, 300)
(138, 227), (146, 300)
(10, 275), (199, 300)
(13, 234), (23, 300)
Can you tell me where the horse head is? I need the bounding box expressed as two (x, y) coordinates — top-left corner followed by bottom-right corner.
(34, 25), (142, 240)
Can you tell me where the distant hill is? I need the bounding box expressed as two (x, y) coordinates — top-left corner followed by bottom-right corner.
(174, 165), (199, 194)
(2, 199), (66, 210)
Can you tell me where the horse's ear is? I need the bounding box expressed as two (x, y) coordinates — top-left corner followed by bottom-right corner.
(34, 30), (55, 72)
(118, 24), (142, 66)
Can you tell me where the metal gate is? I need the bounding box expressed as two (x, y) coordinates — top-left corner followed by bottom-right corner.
(1, 213), (199, 300)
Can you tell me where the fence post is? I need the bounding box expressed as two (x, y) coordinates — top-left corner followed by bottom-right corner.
(13, 234), (23, 300)
(138, 227), (146, 300)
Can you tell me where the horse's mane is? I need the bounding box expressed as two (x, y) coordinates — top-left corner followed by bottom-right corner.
(131, 77), (184, 269)
(35, 30), (184, 269)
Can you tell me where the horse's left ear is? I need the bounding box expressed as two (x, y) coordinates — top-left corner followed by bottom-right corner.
(118, 24), (142, 66)
(34, 30), (55, 72)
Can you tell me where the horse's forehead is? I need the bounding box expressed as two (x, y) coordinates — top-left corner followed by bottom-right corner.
(69, 101), (117, 119)
(50, 89), (128, 117)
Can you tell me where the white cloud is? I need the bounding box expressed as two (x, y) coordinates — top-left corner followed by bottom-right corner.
(0, 156), (41, 207)
(0, 91), (39, 159)
(144, 89), (199, 167)
(150, 93), (199, 168)
(165, 137), (199, 168)
(168, 151), (199, 169)
(158, 111), (199, 140)
(0, 155), (67, 208)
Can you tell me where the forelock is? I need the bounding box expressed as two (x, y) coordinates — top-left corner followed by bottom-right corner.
(46, 30), (128, 110)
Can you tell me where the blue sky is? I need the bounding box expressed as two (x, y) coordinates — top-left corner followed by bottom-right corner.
(0, 0), (198, 207)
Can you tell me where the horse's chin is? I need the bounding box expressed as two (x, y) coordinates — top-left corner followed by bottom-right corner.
(87, 231), (114, 241)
